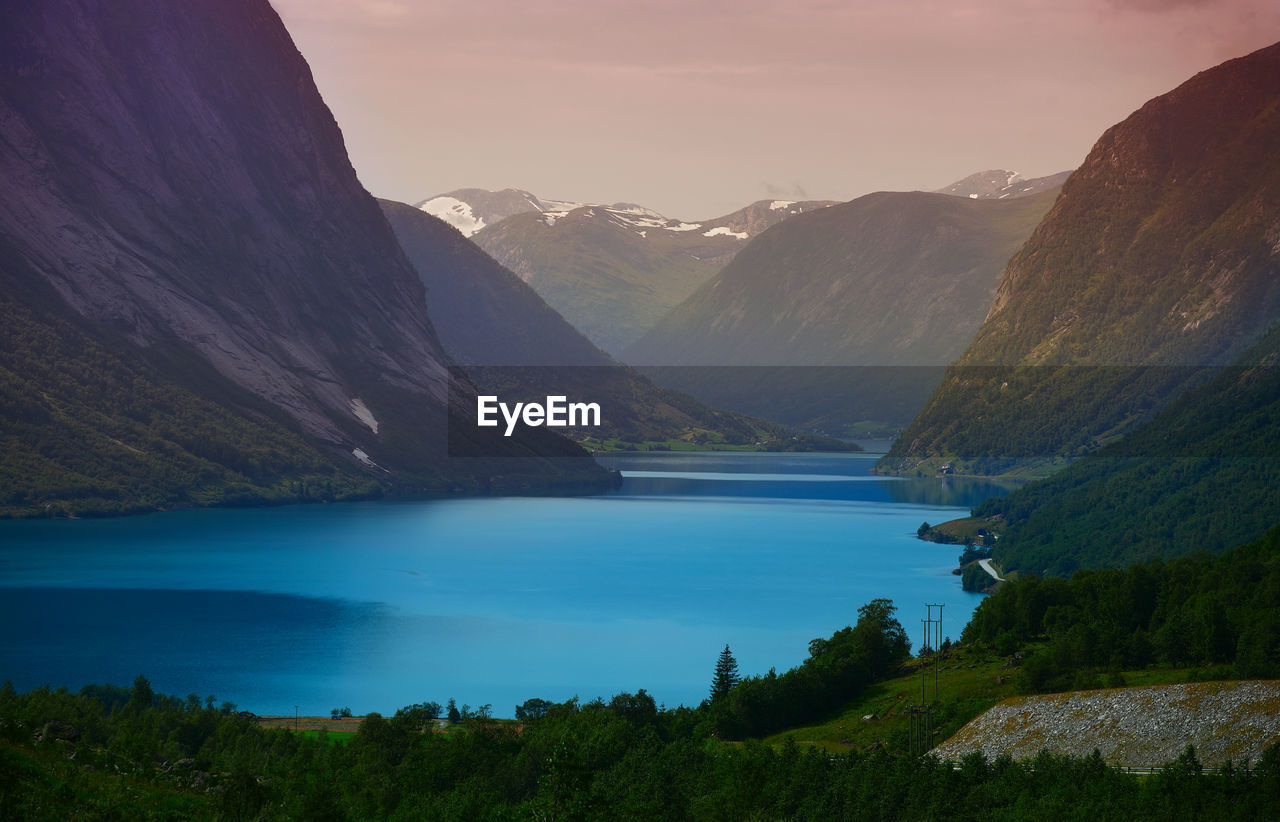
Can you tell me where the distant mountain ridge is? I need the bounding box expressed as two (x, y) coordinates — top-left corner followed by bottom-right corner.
(380, 199), (609, 368)
(461, 192), (837, 354)
(885, 40), (1280, 475)
(934, 170), (1073, 200)
(626, 190), (1060, 367)
(379, 199), (858, 452)
(415, 188), (548, 236)
(622, 188), (1059, 432)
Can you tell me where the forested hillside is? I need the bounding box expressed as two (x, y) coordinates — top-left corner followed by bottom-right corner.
(625, 189), (1057, 432)
(964, 522), (1280, 693)
(885, 41), (1280, 475)
(0, 277), (376, 517)
(966, 322), (1280, 575)
(6, 614), (1280, 819)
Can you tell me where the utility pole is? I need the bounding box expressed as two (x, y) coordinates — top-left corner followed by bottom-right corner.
(926, 603), (944, 701)
(910, 603), (944, 755)
(920, 617), (928, 704)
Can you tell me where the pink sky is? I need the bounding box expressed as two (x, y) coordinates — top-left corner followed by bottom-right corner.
(273, 0), (1279, 220)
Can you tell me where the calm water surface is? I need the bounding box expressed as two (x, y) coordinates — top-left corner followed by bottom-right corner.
(0, 450), (1008, 716)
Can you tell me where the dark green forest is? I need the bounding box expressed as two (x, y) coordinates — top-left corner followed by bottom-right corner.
(0, 280), (382, 519)
(963, 524), (1280, 693)
(6, 592), (1280, 820)
(971, 325), (1280, 575)
(706, 600), (911, 740)
(5, 674), (1280, 821)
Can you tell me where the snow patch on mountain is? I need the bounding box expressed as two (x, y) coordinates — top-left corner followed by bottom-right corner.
(703, 226), (748, 239)
(418, 197), (485, 236)
(349, 398), (379, 434)
(611, 203), (667, 220)
(540, 198), (590, 212)
(769, 200), (795, 211)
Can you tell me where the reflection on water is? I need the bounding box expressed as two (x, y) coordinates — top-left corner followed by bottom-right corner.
(884, 476), (1018, 507)
(0, 589), (388, 708)
(600, 451), (1014, 509)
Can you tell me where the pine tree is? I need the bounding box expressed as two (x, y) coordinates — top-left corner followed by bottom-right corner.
(710, 644), (739, 701)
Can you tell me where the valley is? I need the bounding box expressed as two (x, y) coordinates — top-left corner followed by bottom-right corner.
(2, 0), (1280, 818)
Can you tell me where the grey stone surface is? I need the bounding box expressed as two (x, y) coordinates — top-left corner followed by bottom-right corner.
(932, 681), (1280, 767)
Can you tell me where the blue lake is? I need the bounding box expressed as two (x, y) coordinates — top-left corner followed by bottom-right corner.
(0, 450), (1008, 717)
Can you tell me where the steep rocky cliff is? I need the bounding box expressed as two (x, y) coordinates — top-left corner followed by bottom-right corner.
(0, 0), (609, 514)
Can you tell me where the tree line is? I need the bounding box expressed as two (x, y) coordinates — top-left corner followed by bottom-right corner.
(963, 523), (1280, 693)
(5, 672), (1280, 820)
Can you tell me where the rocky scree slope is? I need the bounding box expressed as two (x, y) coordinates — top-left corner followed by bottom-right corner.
(933, 681), (1280, 768)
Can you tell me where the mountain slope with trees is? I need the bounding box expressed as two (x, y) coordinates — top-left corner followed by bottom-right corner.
(884, 40), (1280, 475)
(966, 322), (1280, 575)
(623, 189), (1058, 432)
(472, 198), (835, 354)
(379, 199), (859, 452)
(963, 521), (1280, 689)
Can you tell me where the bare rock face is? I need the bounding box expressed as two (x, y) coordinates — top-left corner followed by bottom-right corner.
(933, 681), (1280, 768)
(0, 0), (611, 495)
(0, 0), (447, 448)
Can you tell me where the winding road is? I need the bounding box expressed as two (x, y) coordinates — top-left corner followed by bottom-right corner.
(978, 558), (1005, 583)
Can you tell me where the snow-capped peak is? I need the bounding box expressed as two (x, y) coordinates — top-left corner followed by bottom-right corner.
(417, 196), (485, 236)
(539, 198), (590, 213)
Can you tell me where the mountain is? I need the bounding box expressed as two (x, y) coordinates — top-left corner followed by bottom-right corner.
(379, 199), (608, 367)
(0, 0), (611, 516)
(622, 189), (1059, 432)
(378, 200), (859, 452)
(884, 41), (1280, 475)
(470, 197), (837, 355)
(934, 170), (1073, 200)
(969, 321), (1280, 576)
(415, 188), (548, 237)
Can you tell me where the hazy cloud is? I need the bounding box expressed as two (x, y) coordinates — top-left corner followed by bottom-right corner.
(273, 0), (1280, 216)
